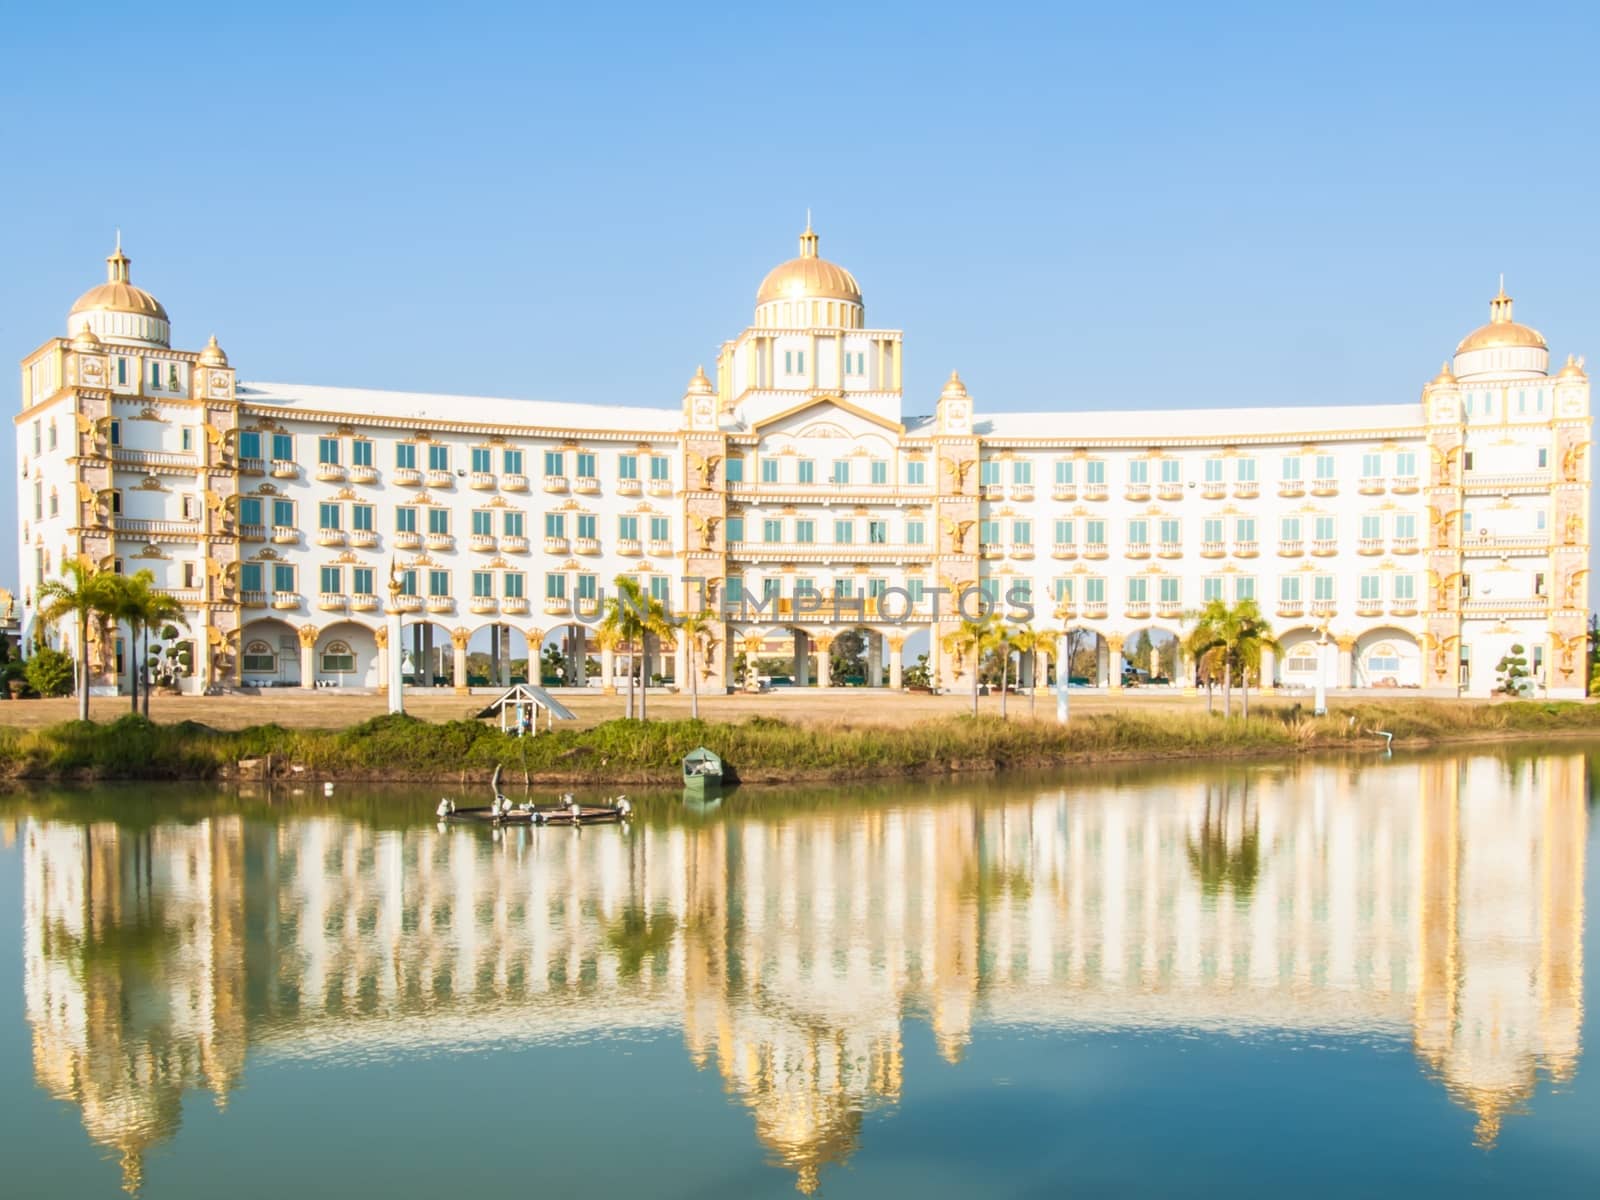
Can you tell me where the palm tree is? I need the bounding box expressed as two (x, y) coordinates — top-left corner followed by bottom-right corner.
(600, 579), (642, 719)
(37, 560), (117, 721)
(1184, 599), (1279, 719)
(1227, 598), (1280, 719)
(603, 577), (675, 721)
(992, 622), (1015, 719)
(942, 614), (996, 717)
(1012, 626), (1055, 717)
(133, 585), (187, 718)
(675, 611), (717, 720)
(102, 570), (150, 714)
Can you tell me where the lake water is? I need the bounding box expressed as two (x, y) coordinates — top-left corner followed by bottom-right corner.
(0, 747), (1596, 1198)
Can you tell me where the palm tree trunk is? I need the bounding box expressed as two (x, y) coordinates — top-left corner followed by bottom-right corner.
(1241, 668), (1249, 719)
(1223, 659), (1233, 719)
(625, 650), (635, 719)
(129, 621), (140, 714)
(78, 610), (90, 722)
(639, 636), (649, 722)
(969, 654), (978, 717)
(999, 651), (1010, 719)
(142, 626), (152, 719)
(688, 638), (699, 720)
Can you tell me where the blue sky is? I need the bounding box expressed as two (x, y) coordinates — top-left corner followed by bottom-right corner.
(4, 0), (1599, 593)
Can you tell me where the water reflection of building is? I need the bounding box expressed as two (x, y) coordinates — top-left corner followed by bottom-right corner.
(19, 756), (1588, 1193)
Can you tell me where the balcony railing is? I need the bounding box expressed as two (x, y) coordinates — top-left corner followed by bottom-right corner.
(240, 590), (268, 609)
(1201, 482), (1227, 499)
(502, 535), (530, 553)
(979, 542), (1003, 559)
(1156, 601), (1184, 619)
(425, 532), (454, 551)
(1010, 543), (1035, 559)
(1390, 475), (1420, 494)
(1125, 602), (1151, 619)
(315, 463), (346, 482)
(1278, 540), (1303, 557)
(1278, 480), (1304, 498)
(648, 538), (672, 556)
(1082, 601), (1108, 619)
(502, 596), (530, 614)
(544, 536), (569, 554)
(350, 529), (378, 549)
(1083, 543), (1110, 559)
(318, 592), (347, 611)
(1311, 599), (1337, 617)
(574, 476), (601, 495)
(1157, 483), (1185, 501)
(1157, 541), (1182, 559)
(1233, 482), (1259, 499)
(1234, 540), (1259, 557)
(1392, 536), (1419, 554)
(1051, 484), (1077, 501)
(315, 529), (346, 547)
(1357, 537), (1383, 555)
(543, 475), (569, 494)
(469, 597), (498, 614)
(1311, 538), (1338, 556)
(393, 468), (423, 486)
(544, 597), (572, 616)
(502, 473), (529, 492)
(272, 525), (299, 545)
(270, 459), (297, 479)
(576, 596), (601, 617)
(1082, 483), (1108, 501)
(617, 538), (642, 555)
(238, 457), (265, 476)
(1355, 601), (1383, 617)
(1200, 540), (1225, 558)
(391, 594), (423, 613)
(1050, 543), (1077, 559)
(617, 478), (643, 496)
(393, 530), (422, 549)
(111, 517), (202, 537)
(425, 596), (454, 614)
(271, 592), (302, 610)
(1010, 484), (1034, 501)
(1311, 479), (1338, 496)
(470, 533), (496, 552)
(1124, 484), (1151, 502)
(240, 523), (266, 542)
(350, 594), (379, 612)
(423, 469), (451, 488)
(573, 537), (599, 555)
(1358, 476), (1385, 495)
(647, 479), (673, 497)
(469, 472), (496, 491)
(350, 464), (379, 484)
(1126, 541), (1150, 559)
(1463, 470), (1552, 491)
(1277, 601), (1304, 618)
(111, 447), (197, 470)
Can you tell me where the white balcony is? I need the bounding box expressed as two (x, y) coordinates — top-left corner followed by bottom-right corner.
(1392, 536), (1419, 554)
(1082, 601), (1108, 619)
(315, 462), (345, 482)
(576, 596), (600, 617)
(1051, 485), (1077, 501)
(350, 529), (378, 549)
(393, 530), (422, 549)
(271, 592), (302, 610)
(1233, 482), (1259, 499)
(391, 594), (423, 613)
(502, 473), (529, 492)
(1156, 541), (1182, 559)
(270, 459), (297, 479)
(393, 468), (423, 487)
(1083, 543), (1110, 559)
(1277, 601), (1305, 618)
(544, 597), (572, 616)
(1010, 544), (1035, 560)
(502, 596), (530, 614)
(1311, 599), (1337, 617)
(469, 597), (498, 614)
(272, 525), (299, 545)
(1278, 540), (1304, 557)
(1010, 484), (1034, 501)
(1357, 537), (1383, 555)
(425, 532), (454, 551)
(470, 533), (497, 552)
(240, 590), (268, 609)
(1125, 602), (1151, 620)
(501, 535), (530, 553)
(574, 476), (601, 495)
(1355, 602), (1384, 618)
(1201, 483), (1227, 499)
(1311, 479), (1338, 496)
(1278, 480), (1304, 498)
(1311, 538), (1338, 556)
(617, 538), (642, 555)
(574, 537), (600, 555)
(1200, 540), (1225, 558)
(617, 478), (643, 497)
(1234, 540), (1259, 557)
(425, 596), (454, 614)
(426, 469), (453, 488)
(350, 594), (379, 612)
(1124, 484), (1151, 502)
(647, 479), (673, 497)
(469, 472), (496, 491)
(1156, 601), (1184, 619)
(1358, 476), (1385, 495)
(315, 529), (346, 547)
(318, 592), (347, 611)
(1157, 483), (1185, 501)
(542, 475), (569, 494)
(1126, 541), (1151, 559)
(238, 457), (265, 476)
(1050, 544), (1077, 560)
(544, 536), (570, 554)
(240, 523), (266, 542)
(979, 542), (1003, 559)
(1391, 475), (1420, 494)
(648, 538), (672, 556)
(350, 464), (379, 484)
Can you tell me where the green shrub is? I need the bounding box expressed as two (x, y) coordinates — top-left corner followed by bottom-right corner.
(24, 647), (75, 698)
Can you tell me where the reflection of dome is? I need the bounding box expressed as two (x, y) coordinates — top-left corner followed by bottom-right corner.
(68, 236), (171, 349)
(1451, 283), (1549, 380)
(755, 221), (864, 329)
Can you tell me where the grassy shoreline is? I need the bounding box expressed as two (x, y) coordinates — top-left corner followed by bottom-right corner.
(2, 700), (1598, 786)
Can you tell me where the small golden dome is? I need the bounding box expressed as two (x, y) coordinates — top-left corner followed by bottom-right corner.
(1429, 361), (1456, 387)
(684, 364), (713, 395)
(69, 238), (168, 322)
(1455, 285), (1545, 354)
(1557, 354), (1587, 380)
(940, 370), (968, 400)
(198, 334), (228, 367)
(71, 326), (102, 350)
(756, 223), (862, 307)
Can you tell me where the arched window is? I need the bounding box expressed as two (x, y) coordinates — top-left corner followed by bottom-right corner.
(1367, 642), (1401, 674)
(242, 640), (276, 673)
(1284, 642), (1319, 673)
(321, 640), (356, 673)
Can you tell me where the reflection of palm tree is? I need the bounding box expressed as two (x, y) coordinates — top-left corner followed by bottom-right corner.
(604, 906), (677, 978)
(1185, 783), (1262, 900)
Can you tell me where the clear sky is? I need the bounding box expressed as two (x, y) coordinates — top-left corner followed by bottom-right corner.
(4, 0), (1599, 593)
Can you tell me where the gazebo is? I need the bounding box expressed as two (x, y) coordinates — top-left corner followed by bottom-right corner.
(475, 683), (577, 735)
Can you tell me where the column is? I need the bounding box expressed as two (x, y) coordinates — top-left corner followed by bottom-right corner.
(375, 625), (389, 692)
(601, 645), (616, 694)
(815, 635), (833, 689)
(1175, 647), (1192, 694)
(1106, 635), (1124, 690)
(569, 623), (584, 686)
(888, 635), (905, 690)
(674, 633), (689, 692)
(1259, 647), (1277, 694)
(194, 625), (211, 694)
(795, 630), (810, 686)
(865, 632), (880, 686)
(298, 625), (316, 690)
(452, 628), (469, 695)
(1337, 635), (1356, 689)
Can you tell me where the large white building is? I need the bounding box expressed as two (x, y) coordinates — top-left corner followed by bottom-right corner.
(14, 228), (1592, 696)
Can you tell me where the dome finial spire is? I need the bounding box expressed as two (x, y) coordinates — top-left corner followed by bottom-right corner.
(1490, 276), (1514, 324)
(799, 214), (818, 259)
(106, 231), (131, 284)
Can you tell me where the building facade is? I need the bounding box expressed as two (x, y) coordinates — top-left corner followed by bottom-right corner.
(14, 229), (1592, 696)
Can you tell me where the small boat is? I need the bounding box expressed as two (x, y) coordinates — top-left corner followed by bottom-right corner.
(682, 746), (724, 797)
(436, 793), (632, 826)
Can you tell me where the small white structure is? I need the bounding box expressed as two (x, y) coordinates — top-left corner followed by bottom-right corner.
(475, 683), (576, 735)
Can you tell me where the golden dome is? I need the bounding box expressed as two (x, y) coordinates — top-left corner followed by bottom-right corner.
(71, 326), (102, 351)
(1557, 354), (1587, 380)
(684, 364), (713, 395)
(1455, 285), (1545, 354)
(1429, 361), (1456, 387)
(940, 370), (968, 400)
(198, 334), (228, 367)
(756, 223), (862, 307)
(69, 238), (168, 322)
